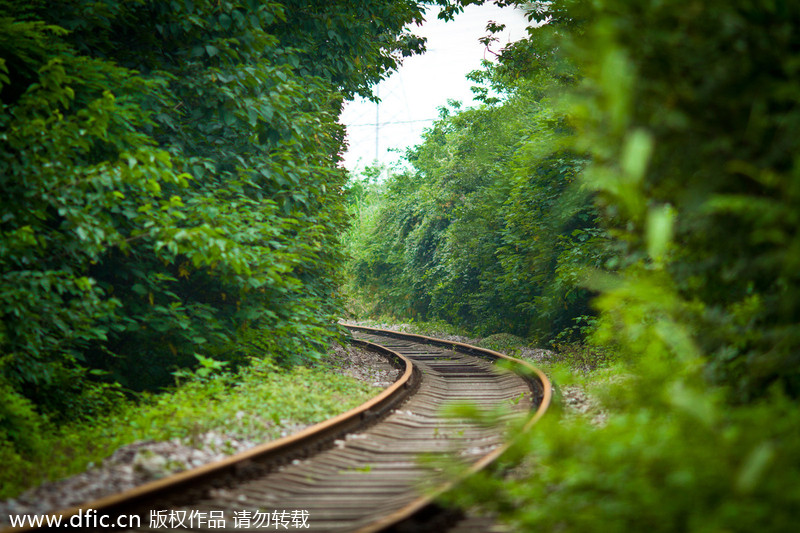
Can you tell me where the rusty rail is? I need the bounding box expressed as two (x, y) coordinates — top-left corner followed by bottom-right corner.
(3, 326), (551, 532)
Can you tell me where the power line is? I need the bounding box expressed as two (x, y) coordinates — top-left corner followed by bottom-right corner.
(348, 118), (437, 127)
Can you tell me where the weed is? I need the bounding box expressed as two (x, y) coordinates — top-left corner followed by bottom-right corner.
(0, 355), (380, 499)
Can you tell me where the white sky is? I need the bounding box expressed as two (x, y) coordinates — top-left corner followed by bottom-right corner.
(340, 3), (531, 174)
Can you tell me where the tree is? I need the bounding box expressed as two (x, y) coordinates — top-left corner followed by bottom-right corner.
(445, 1), (800, 530)
(346, 31), (605, 340)
(563, 0), (800, 398)
(0, 0), (437, 456)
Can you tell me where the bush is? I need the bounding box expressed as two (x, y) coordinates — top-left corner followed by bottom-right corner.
(0, 344), (382, 499)
(1, 0), (433, 445)
(442, 0), (800, 530)
(345, 79), (607, 341)
(564, 0), (800, 399)
(448, 360), (800, 532)
(476, 333), (526, 355)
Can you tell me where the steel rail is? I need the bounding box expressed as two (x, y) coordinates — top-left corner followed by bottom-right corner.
(2, 340), (416, 533)
(3, 328), (552, 533)
(342, 324), (552, 533)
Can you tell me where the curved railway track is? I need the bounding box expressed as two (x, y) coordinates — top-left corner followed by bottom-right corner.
(5, 325), (551, 533)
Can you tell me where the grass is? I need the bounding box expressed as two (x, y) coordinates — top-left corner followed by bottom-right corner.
(1, 356), (381, 499)
(346, 315), (477, 341)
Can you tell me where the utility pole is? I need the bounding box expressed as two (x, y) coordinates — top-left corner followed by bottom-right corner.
(375, 84), (380, 161)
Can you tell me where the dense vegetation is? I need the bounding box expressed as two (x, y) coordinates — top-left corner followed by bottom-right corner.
(4, 0), (800, 525)
(0, 0), (466, 495)
(346, 0), (800, 529)
(1, 353), (380, 498)
(348, 0), (800, 403)
(346, 12), (603, 344)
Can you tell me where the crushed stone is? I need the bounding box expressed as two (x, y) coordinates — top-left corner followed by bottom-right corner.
(0, 343), (398, 526)
(346, 320), (480, 345)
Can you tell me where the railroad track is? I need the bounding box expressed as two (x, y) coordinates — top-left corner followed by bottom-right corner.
(6, 325), (551, 532)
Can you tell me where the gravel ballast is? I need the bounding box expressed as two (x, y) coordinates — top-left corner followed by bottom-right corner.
(0, 343), (399, 526)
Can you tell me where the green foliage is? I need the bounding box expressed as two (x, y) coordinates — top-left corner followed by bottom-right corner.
(345, 48), (608, 341)
(437, 0), (800, 530)
(0, 350), (381, 499)
(448, 368), (800, 532)
(561, 0), (800, 399)
(0, 382), (48, 457)
(1, 0), (439, 467)
(476, 333), (526, 355)
(172, 354), (230, 384)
